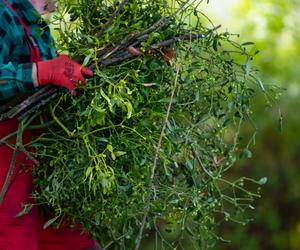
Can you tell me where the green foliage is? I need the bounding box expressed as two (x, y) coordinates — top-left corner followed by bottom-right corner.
(26, 0), (268, 248)
(209, 1), (300, 249)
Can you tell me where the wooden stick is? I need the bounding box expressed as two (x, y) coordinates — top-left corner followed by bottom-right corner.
(0, 121), (23, 204)
(0, 86), (58, 121)
(99, 29), (220, 66)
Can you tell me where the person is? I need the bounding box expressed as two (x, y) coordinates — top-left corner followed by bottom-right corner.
(0, 0), (99, 249)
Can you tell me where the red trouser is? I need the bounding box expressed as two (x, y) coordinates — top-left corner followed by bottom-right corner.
(0, 118), (98, 250)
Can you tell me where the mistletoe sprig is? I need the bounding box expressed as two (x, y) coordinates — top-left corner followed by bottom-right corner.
(8, 0), (270, 249)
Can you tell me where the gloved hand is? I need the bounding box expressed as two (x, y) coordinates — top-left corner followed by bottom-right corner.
(37, 55), (93, 95)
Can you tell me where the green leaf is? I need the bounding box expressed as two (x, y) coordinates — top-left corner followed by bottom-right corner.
(100, 89), (113, 112)
(95, 213), (101, 226)
(85, 166), (93, 179)
(107, 143), (113, 152)
(258, 177), (268, 185)
(15, 204), (34, 217)
(213, 37), (218, 51)
(43, 215), (60, 229)
(240, 149), (252, 159)
(82, 54), (92, 67)
(90, 108), (106, 127)
(257, 77), (266, 92)
(124, 100), (134, 119)
(114, 151), (127, 157)
(241, 41), (255, 46)
(111, 152), (116, 160)
(186, 159), (194, 171)
(245, 57), (251, 76)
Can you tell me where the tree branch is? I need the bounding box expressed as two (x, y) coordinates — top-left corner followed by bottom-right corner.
(99, 28), (221, 67)
(0, 86), (59, 121)
(0, 121), (23, 204)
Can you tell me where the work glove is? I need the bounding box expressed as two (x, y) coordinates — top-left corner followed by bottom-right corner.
(37, 55), (93, 95)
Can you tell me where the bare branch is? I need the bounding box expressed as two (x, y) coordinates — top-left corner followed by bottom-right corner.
(0, 87), (60, 121)
(100, 27), (221, 66)
(0, 122), (23, 204)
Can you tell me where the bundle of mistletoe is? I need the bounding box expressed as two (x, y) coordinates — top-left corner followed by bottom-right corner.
(7, 0), (270, 249)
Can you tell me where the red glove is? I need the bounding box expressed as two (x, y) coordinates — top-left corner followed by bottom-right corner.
(37, 55), (93, 95)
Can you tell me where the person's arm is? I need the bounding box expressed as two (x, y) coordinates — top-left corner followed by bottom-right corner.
(0, 11), (92, 100)
(0, 55), (93, 100)
(0, 62), (37, 100)
(0, 38), (37, 100)
(0, 9), (37, 100)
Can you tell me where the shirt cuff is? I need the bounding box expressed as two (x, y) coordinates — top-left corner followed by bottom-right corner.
(16, 62), (36, 91)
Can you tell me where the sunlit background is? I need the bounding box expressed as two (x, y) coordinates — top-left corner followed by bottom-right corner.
(205, 1), (300, 249)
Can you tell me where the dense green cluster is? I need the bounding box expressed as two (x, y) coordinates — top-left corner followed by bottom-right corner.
(26, 0), (266, 248)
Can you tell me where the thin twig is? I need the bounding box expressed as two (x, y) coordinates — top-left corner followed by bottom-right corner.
(134, 66), (180, 250)
(0, 131), (17, 147)
(0, 121), (23, 204)
(19, 145), (40, 166)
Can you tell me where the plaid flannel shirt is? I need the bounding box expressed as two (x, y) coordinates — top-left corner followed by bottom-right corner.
(0, 0), (56, 100)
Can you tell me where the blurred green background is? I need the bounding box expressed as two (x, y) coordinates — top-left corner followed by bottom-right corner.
(205, 0), (300, 249)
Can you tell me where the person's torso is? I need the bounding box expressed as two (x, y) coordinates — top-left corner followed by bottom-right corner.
(0, 0), (56, 64)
